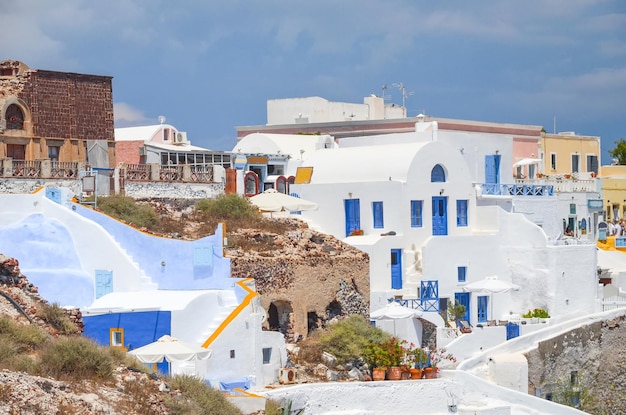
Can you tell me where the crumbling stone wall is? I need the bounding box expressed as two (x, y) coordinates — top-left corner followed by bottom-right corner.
(229, 227), (370, 342)
(526, 315), (626, 413)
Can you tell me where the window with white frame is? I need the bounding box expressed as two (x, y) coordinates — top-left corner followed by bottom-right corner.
(571, 154), (580, 173)
(586, 155), (598, 173)
(110, 328), (124, 348)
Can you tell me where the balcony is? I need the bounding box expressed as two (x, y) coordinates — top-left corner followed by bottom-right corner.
(478, 183), (554, 197)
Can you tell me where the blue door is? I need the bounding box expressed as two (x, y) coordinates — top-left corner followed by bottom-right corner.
(485, 154), (501, 184)
(344, 199), (361, 237)
(95, 269), (113, 299)
(391, 249), (402, 289)
(477, 295), (488, 323)
(432, 197), (448, 236)
(455, 292), (470, 323)
(506, 322), (520, 340)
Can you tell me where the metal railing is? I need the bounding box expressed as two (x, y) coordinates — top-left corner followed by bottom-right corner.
(480, 183), (554, 197)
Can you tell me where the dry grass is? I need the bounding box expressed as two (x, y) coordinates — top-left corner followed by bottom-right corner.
(36, 302), (81, 335)
(164, 374), (242, 415)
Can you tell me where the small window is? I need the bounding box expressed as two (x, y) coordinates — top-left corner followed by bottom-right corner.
(110, 328), (124, 348)
(586, 155), (598, 174)
(458, 266), (467, 283)
(571, 154), (579, 173)
(372, 201), (384, 228)
(262, 347), (272, 364)
(431, 164), (446, 182)
(410, 200), (423, 228)
(6, 104), (25, 130)
(48, 146), (60, 162)
(550, 153), (557, 170)
(230, 349), (236, 359)
(456, 200), (468, 227)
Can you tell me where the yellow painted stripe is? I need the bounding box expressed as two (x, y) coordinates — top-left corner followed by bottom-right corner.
(32, 187), (44, 194)
(201, 278), (258, 348)
(230, 388), (264, 398)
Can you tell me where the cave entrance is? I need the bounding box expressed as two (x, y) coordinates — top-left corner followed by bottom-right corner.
(307, 311), (321, 334)
(267, 300), (293, 336)
(326, 300), (343, 320)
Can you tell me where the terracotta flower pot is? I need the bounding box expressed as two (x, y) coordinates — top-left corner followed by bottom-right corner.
(387, 366), (403, 380)
(372, 368), (386, 381)
(423, 367), (438, 379)
(409, 368), (423, 379)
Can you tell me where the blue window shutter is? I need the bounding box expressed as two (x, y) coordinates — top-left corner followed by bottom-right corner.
(431, 164), (446, 182)
(373, 201), (384, 228)
(457, 200), (468, 226)
(457, 266), (466, 282)
(411, 200), (423, 228)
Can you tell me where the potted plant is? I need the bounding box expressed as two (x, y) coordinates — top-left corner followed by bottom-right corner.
(447, 300), (466, 327)
(363, 342), (390, 380)
(424, 348), (457, 379)
(406, 345), (428, 379)
(380, 337), (407, 380)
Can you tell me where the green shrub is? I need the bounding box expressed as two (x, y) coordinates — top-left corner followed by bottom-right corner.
(97, 195), (158, 229)
(316, 315), (390, 364)
(164, 374), (242, 415)
(195, 194), (258, 220)
(37, 303), (80, 335)
(39, 337), (113, 381)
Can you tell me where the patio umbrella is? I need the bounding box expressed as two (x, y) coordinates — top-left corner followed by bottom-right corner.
(462, 276), (521, 294)
(462, 276), (521, 321)
(512, 158), (543, 168)
(249, 189), (319, 213)
(128, 335), (212, 363)
(370, 302), (423, 336)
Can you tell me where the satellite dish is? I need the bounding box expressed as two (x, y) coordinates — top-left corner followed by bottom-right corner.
(158, 115), (166, 124)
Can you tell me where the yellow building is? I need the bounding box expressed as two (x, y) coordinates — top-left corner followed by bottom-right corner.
(541, 132), (600, 176)
(599, 165), (626, 222)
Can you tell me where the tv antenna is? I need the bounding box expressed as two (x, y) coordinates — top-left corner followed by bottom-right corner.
(392, 82), (414, 108)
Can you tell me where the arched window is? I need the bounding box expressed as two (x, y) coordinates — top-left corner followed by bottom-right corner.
(5, 104), (24, 130)
(431, 164), (446, 182)
(276, 176), (288, 194)
(244, 171), (259, 196)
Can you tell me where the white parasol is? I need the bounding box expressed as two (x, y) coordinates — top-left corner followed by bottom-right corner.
(370, 302), (422, 335)
(128, 335), (211, 363)
(249, 189), (319, 212)
(462, 276), (520, 321)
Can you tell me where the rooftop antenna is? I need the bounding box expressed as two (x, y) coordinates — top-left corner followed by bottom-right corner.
(158, 115), (166, 125)
(392, 82), (414, 110)
(382, 84), (388, 101)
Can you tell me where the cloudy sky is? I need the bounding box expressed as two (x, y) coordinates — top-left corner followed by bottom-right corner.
(2, 1), (625, 162)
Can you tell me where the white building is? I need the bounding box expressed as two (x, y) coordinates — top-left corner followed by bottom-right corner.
(234, 121), (599, 352)
(0, 190), (286, 391)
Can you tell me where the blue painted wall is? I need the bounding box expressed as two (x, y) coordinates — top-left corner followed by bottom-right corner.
(0, 213), (93, 306)
(83, 310), (172, 374)
(73, 203), (232, 290)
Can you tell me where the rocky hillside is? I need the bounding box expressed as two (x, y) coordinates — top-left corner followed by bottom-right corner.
(0, 254), (172, 414)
